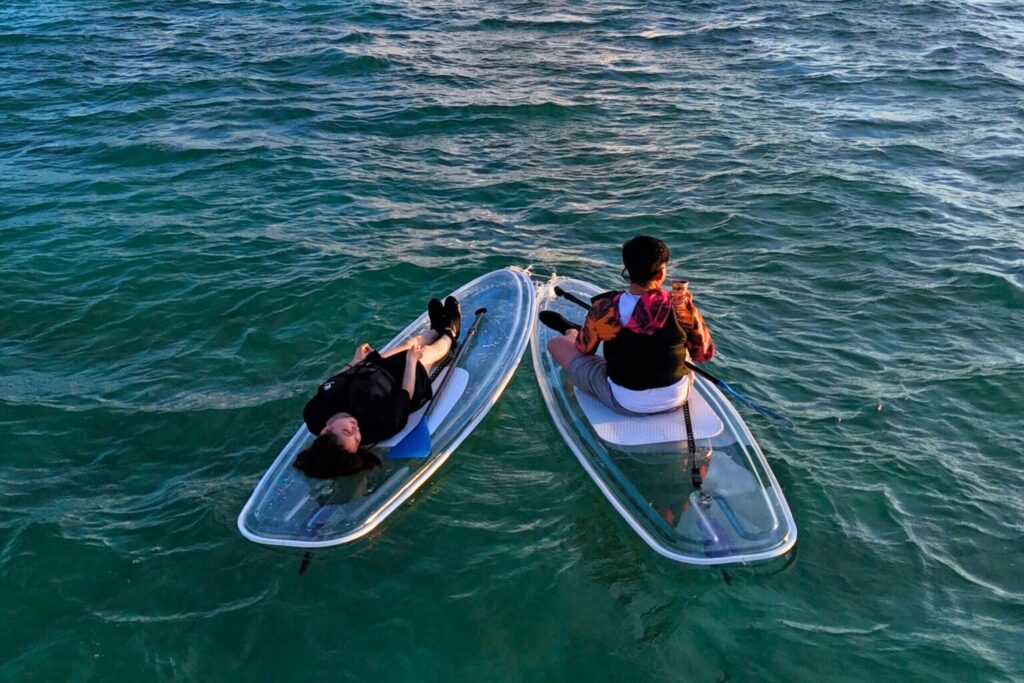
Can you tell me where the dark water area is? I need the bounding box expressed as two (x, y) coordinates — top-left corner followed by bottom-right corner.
(1, 0), (1022, 680)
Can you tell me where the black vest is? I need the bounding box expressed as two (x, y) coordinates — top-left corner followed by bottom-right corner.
(304, 364), (398, 437)
(602, 293), (690, 390)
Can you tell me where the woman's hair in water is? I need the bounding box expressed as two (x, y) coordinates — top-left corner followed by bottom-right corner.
(622, 235), (670, 285)
(293, 434), (382, 479)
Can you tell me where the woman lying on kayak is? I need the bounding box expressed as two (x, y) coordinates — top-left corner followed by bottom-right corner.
(293, 296), (461, 479)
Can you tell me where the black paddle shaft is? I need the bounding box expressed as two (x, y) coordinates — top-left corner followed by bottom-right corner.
(423, 307), (487, 420)
(553, 286), (721, 386)
(553, 286), (591, 311)
(553, 285), (793, 427)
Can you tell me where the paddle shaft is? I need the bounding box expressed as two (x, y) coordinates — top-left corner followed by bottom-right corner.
(551, 285), (791, 426)
(553, 286), (720, 386)
(423, 307), (487, 420)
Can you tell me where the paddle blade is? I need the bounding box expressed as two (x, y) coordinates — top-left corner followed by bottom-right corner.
(386, 416), (432, 459)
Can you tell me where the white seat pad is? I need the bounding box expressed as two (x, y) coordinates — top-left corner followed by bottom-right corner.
(377, 367), (469, 447)
(575, 384), (724, 446)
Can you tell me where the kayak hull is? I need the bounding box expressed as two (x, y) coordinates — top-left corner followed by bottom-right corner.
(531, 276), (797, 566)
(238, 267), (537, 548)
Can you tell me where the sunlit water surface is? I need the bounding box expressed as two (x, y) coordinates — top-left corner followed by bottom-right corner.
(1, 0), (1022, 680)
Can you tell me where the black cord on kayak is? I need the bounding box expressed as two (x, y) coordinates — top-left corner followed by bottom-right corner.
(683, 400), (702, 489)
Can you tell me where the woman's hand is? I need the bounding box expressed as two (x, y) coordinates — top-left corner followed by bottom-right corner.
(351, 342), (373, 366)
(407, 343), (424, 365)
(402, 343), (424, 399)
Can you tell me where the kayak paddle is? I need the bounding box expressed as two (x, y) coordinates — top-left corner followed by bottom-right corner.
(552, 286), (793, 428)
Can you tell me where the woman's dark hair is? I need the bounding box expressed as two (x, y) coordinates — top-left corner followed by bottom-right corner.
(293, 434), (382, 480)
(622, 235), (670, 285)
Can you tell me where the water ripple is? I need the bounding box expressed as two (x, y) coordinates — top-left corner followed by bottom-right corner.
(2, 0), (1023, 679)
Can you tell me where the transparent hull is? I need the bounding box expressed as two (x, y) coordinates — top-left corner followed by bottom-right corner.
(238, 267), (537, 547)
(532, 276), (797, 566)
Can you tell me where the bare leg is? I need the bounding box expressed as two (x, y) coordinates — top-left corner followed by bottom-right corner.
(547, 329), (580, 369)
(417, 333), (452, 371)
(380, 330), (441, 358)
(380, 330), (450, 371)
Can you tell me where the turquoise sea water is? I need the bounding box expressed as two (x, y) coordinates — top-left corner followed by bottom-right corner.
(2, 0), (1023, 680)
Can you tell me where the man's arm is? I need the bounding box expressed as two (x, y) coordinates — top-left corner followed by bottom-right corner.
(574, 296), (621, 355)
(671, 280), (715, 363)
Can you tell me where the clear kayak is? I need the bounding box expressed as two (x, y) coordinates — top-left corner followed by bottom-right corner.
(238, 267), (537, 548)
(532, 276), (797, 566)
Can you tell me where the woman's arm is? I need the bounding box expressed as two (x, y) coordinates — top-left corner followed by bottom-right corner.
(342, 342), (373, 372)
(380, 338), (414, 359)
(380, 330), (437, 359)
(401, 344), (424, 398)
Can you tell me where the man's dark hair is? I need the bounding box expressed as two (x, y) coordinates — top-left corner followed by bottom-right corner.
(622, 235), (670, 285)
(293, 434), (381, 479)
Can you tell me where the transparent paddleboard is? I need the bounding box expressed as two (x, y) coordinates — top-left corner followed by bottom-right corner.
(532, 276), (797, 566)
(238, 267), (537, 548)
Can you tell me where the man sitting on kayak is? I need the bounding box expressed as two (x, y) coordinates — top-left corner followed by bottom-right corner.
(293, 296), (461, 479)
(542, 235), (715, 415)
